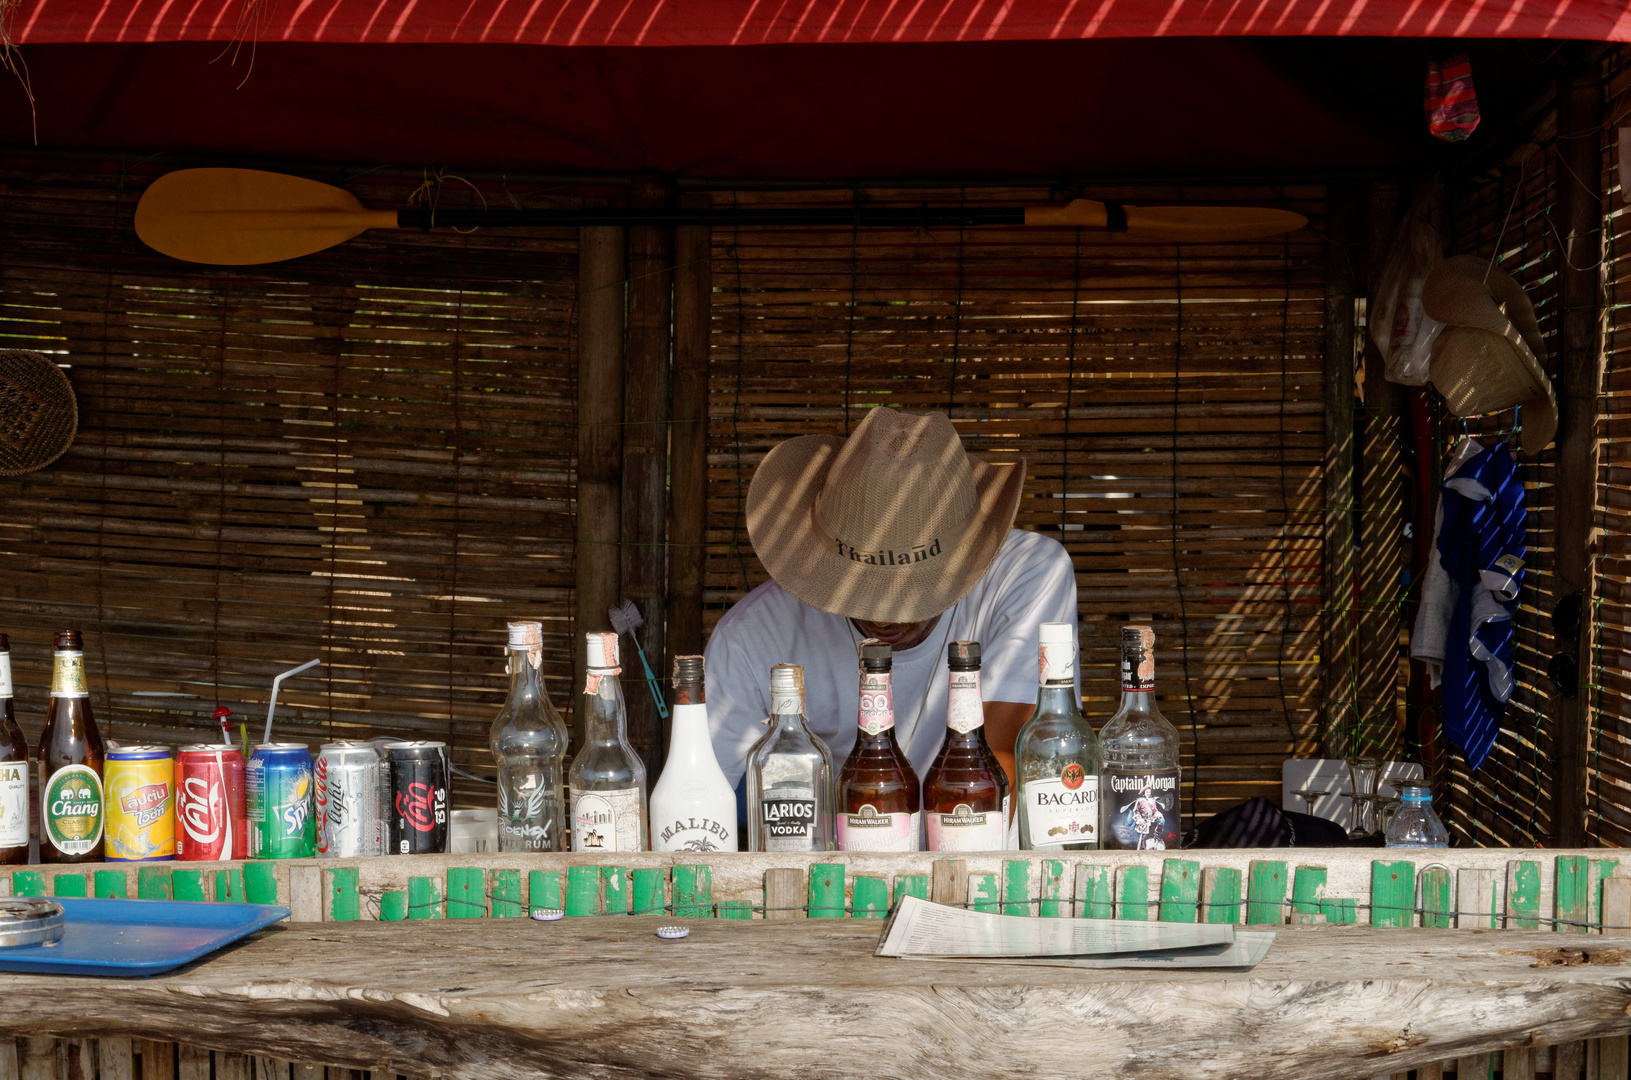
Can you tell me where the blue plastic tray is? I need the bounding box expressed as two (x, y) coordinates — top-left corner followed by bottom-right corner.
(0, 896), (289, 977)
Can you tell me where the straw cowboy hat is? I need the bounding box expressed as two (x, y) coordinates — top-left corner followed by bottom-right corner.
(745, 407), (1025, 624)
(1423, 254), (1557, 455)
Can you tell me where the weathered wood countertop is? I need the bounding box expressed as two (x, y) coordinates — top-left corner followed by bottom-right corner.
(2, 917), (1629, 1080)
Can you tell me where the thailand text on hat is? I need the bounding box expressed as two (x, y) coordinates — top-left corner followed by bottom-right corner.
(744, 407), (1025, 624)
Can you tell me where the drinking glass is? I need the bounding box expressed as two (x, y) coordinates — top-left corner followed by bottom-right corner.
(1347, 757), (1380, 839)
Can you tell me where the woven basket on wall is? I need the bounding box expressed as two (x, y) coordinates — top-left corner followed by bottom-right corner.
(0, 351), (78, 476)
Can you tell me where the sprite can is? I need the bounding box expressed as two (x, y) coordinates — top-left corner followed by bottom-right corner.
(247, 743), (316, 859)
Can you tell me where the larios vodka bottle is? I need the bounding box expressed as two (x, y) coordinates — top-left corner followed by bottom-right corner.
(746, 664), (834, 852)
(1016, 621), (1102, 850)
(490, 620), (569, 852)
(568, 632), (648, 853)
(836, 640), (921, 852)
(649, 655), (737, 853)
(923, 641), (1008, 851)
(1100, 625), (1183, 851)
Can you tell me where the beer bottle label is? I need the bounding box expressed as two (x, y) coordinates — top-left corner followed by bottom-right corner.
(0, 653), (12, 698)
(926, 803), (1004, 852)
(837, 805), (920, 852)
(50, 653), (88, 698)
(857, 671), (894, 735)
(1103, 770), (1181, 850)
(1022, 765), (1099, 848)
(43, 763), (104, 855)
(760, 787), (818, 852)
(0, 762), (26, 848)
(945, 671), (984, 734)
(569, 786), (644, 853)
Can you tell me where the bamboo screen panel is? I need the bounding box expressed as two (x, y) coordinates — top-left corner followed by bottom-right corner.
(703, 186), (1328, 826)
(0, 165), (577, 802)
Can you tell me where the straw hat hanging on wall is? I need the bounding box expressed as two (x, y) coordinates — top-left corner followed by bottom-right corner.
(0, 351), (78, 476)
(1422, 254), (1557, 455)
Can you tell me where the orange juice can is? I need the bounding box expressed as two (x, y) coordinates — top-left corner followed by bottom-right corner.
(104, 746), (176, 861)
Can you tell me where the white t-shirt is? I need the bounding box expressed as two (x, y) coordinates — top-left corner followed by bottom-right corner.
(704, 529), (1079, 787)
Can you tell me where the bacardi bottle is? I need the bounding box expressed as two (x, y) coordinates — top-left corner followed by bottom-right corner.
(0, 636), (27, 865)
(568, 632), (648, 853)
(1016, 621), (1101, 850)
(650, 655), (737, 853)
(1100, 625), (1183, 851)
(836, 640), (920, 852)
(39, 629), (105, 864)
(491, 620), (569, 852)
(745, 664), (835, 853)
(923, 641), (1008, 851)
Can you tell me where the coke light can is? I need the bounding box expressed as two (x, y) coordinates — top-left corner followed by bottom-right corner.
(248, 743), (316, 860)
(104, 746), (175, 862)
(176, 744), (248, 861)
(316, 741), (386, 858)
(385, 741), (449, 854)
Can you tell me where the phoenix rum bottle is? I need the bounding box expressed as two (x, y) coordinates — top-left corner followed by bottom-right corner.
(39, 629), (105, 863)
(1100, 625), (1183, 851)
(0, 636), (27, 865)
(650, 655), (737, 853)
(490, 620), (569, 852)
(836, 640), (920, 852)
(745, 664), (835, 852)
(923, 641), (1008, 851)
(1016, 621), (1101, 850)
(568, 632), (648, 852)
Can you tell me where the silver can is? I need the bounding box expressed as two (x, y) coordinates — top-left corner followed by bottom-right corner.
(315, 741), (386, 858)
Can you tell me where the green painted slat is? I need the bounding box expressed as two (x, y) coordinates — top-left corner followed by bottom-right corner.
(1370, 860), (1415, 927)
(1556, 855), (1591, 934)
(529, 870), (562, 915)
(1507, 861), (1541, 929)
(1002, 860), (1031, 917)
(1038, 859), (1068, 918)
(407, 876), (443, 920)
(1421, 867), (1453, 929)
(894, 874), (928, 910)
(1116, 865), (1149, 921)
(1077, 865), (1114, 920)
(1158, 859), (1201, 923)
(851, 875), (889, 918)
(564, 866), (601, 916)
(1246, 860), (1288, 925)
(243, 863), (279, 905)
(717, 900), (753, 919)
(1322, 897), (1358, 925)
(630, 868), (665, 915)
(674, 864), (714, 919)
(94, 870), (127, 899)
(328, 868), (360, 921)
(52, 873), (86, 898)
(379, 890), (408, 921)
(1590, 859), (1622, 933)
(1202, 868), (1241, 925)
(1291, 866), (1327, 923)
(601, 867), (629, 915)
(12, 871), (44, 897)
(969, 873), (1001, 915)
(172, 870), (207, 903)
(808, 864), (845, 918)
(214, 868), (244, 904)
(137, 866), (172, 901)
(446, 868), (485, 918)
(491, 870), (523, 918)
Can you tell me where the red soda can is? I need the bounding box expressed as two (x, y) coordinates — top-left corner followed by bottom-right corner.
(175, 744), (248, 861)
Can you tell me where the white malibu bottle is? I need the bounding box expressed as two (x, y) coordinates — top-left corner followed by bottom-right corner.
(649, 655), (738, 853)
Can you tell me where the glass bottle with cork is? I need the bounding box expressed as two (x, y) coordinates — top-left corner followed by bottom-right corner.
(1016, 621), (1102, 850)
(39, 629), (105, 864)
(0, 635), (28, 865)
(1100, 624), (1183, 851)
(649, 655), (737, 853)
(745, 663), (835, 853)
(490, 619), (569, 852)
(923, 640), (1008, 851)
(567, 631), (648, 853)
(836, 640), (921, 852)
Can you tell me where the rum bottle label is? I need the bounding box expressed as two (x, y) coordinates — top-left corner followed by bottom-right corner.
(0, 762), (25, 848)
(1022, 765), (1099, 848)
(760, 788), (819, 852)
(43, 763), (103, 855)
(837, 805), (920, 851)
(1104, 770), (1180, 850)
(926, 803), (1004, 851)
(570, 786), (642, 852)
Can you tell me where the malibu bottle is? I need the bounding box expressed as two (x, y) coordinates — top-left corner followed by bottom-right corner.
(923, 641), (1008, 851)
(1016, 621), (1101, 850)
(568, 632), (648, 852)
(0, 635), (27, 865)
(1100, 625), (1183, 851)
(746, 663), (835, 853)
(836, 640), (920, 852)
(39, 629), (105, 863)
(649, 655), (737, 853)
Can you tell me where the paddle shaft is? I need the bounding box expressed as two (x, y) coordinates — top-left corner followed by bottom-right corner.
(391, 204), (1089, 229)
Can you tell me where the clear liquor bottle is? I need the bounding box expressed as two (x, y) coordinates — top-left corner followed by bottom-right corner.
(650, 655), (737, 853)
(923, 641), (1008, 851)
(567, 632), (648, 853)
(836, 640), (921, 852)
(0, 635), (28, 865)
(39, 629), (105, 864)
(1016, 621), (1101, 850)
(1100, 625), (1183, 851)
(490, 620), (569, 852)
(746, 664), (835, 853)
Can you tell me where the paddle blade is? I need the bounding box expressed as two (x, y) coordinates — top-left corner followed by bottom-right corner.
(1024, 199), (1306, 242)
(134, 168), (398, 265)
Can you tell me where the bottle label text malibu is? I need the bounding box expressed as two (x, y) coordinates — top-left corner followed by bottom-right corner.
(1104, 771), (1180, 851)
(1022, 762), (1099, 847)
(570, 787), (643, 852)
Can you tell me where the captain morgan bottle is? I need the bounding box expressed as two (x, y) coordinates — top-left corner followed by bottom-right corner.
(1100, 625), (1183, 851)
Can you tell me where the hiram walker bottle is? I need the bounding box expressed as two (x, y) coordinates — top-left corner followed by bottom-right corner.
(39, 629), (105, 864)
(923, 641), (1008, 851)
(836, 640), (920, 852)
(1100, 625), (1183, 851)
(0, 635), (28, 865)
(491, 620), (569, 852)
(568, 632), (648, 853)
(649, 655), (737, 853)
(745, 663), (835, 853)
(1016, 621), (1101, 850)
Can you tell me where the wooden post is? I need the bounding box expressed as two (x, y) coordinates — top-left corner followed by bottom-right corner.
(666, 193), (712, 666)
(574, 225), (628, 756)
(1323, 182), (1363, 758)
(622, 175), (676, 777)
(1553, 62), (1606, 848)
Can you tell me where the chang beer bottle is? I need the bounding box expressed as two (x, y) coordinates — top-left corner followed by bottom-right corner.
(39, 629), (106, 863)
(1100, 625), (1183, 851)
(0, 635), (28, 865)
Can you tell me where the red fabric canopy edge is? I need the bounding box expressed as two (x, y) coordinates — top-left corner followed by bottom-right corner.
(15, 0), (1631, 46)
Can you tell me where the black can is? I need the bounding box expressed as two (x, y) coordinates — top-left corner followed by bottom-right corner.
(384, 741), (449, 855)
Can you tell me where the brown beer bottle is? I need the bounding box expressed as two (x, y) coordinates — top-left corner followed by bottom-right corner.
(0, 635), (29, 865)
(836, 640), (920, 852)
(39, 630), (105, 864)
(923, 641), (1008, 852)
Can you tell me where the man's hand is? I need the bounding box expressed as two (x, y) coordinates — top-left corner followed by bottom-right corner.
(982, 700), (1033, 807)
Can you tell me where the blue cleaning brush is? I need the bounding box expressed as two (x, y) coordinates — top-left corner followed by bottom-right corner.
(608, 599), (669, 721)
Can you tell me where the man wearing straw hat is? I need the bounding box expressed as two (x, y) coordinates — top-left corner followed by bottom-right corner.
(704, 406), (1077, 815)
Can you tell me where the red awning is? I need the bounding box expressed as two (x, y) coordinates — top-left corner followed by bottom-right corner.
(15, 0), (1631, 46)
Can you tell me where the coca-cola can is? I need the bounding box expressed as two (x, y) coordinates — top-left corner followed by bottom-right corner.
(175, 744), (248, 861)
(316, 742), (386, 858)
(384, 741), (449, 855)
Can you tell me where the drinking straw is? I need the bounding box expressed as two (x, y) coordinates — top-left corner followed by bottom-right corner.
(263, 658), (321, 745)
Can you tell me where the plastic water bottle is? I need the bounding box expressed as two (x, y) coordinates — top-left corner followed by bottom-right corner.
(1384, 783), (1449, 848)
